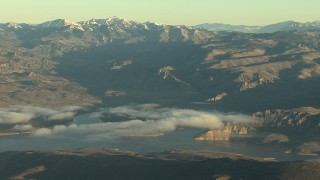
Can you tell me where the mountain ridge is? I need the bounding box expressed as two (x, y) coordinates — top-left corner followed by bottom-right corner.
(2, 18), (320, 33)
(195, 20), (320, 33)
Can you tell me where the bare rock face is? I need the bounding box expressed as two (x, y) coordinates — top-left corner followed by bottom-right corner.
(224, 122), (252, 135)
(252, 108), (320, 140)
(195, 129), (231, 141)
(253, 110), (310, 127)
(158, 66), (190, 85)
(195, 122), (254, 141)
(207, 92), (228, 102)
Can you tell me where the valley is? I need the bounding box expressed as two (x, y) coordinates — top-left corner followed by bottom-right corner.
(0, 17), (320, 179)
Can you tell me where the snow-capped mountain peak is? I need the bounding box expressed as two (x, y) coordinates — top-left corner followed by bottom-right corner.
(37, 19), (78, 28)
(36, 19), (85, 31)
(5, 23), (22, 29)
(80, 17), (135, 28)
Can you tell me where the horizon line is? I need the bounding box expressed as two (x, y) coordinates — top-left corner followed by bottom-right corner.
(1, 17), (320, 27)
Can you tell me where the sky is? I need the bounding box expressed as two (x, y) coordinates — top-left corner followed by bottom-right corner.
(1, 0), (320, 26)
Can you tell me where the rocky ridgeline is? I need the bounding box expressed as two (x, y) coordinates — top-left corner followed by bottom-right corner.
(253, 109), (320, 129)
(195, 122), (253, 141)
(158, 66), (190, 85)
(195, 129), (231, 141)
(196, 109), (320, 141)
(239, 73), (275, 91)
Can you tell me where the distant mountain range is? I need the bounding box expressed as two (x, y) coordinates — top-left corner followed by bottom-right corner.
(1, 18), (320, 34)
(0, 17), (216, 45)
(195, 20), (320, 33)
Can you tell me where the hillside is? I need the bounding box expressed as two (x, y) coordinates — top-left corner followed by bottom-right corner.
(0, 18), (319, 112)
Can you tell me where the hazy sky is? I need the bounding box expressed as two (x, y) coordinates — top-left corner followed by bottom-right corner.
(1, 0), (319, 25)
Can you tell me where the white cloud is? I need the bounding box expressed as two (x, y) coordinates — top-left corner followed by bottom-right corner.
(34, 128), (52, 136)
(0, 106), (82, 127)
(48, 112), (76, 121)
(0, 112), (33, 124)
(32, 105), (252, 141)
(13, 124), (34, 131)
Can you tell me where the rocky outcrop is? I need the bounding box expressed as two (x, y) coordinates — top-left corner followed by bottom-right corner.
(239, 73), (274, 91)
(110, 60), (132, 70)
(158, 66), (190, 85)
(195, 122), (253, 141)
(224, 122), (252, 135)
(196, 108), (320, 142)
(252, 109), (320, 138)
(253, 108), (320, 142)
(206, 92), (228, 102)
(195, 129), (231, 141)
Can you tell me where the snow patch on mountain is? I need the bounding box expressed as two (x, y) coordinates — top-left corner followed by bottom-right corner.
(37, 19), (85, 31)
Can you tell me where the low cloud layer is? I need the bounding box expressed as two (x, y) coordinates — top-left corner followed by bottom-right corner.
(99, 104), (251, 124)
(0, 106), (82, 128)
(33, 104), (252, 141)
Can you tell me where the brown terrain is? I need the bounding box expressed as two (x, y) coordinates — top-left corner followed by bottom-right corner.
(0, 18), (320, 179)
(0, 148), (319, 180)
